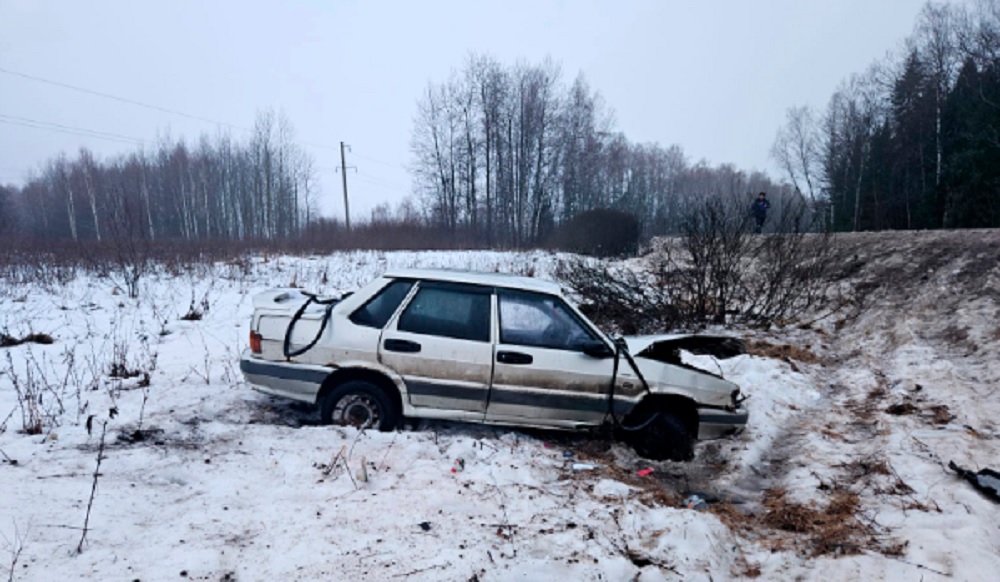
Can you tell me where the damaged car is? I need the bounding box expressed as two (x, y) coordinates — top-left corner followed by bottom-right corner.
(240, 269), (748, 461)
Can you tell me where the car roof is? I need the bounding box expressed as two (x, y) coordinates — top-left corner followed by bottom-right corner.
(383, 268), (563, 295)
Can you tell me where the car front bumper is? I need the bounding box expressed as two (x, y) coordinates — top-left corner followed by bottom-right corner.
(697, 406), (749, 440)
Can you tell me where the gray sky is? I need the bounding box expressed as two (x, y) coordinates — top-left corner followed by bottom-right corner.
(1, 0), (931, 219)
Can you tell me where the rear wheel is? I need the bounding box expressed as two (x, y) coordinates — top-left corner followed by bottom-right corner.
(628, 412), (694, 462)
(320, 380), (399, 431)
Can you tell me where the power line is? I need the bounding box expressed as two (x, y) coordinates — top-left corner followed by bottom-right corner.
(1, 67), (416, 198)
(0, 66), (251, 134)
(354, 175), (406, 192)
(355, 170), (410, 192)
(352, 151), (406, 169)
(0, 66), (345, 153)
(0, 114), (146, 146)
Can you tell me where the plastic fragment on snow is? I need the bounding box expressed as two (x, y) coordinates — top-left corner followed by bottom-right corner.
(683, 495), (708, 510)
(562, 450), (574, 458)
(356, 456), (368, 482)
(572, 463), (598, 471)
(949, 461), (1000, 503)
(636, 468), (654, 477)
(451, 458), (465, 473)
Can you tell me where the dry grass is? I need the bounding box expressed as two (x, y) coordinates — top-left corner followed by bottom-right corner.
(746, 339), (823, 365)
(927, 404), (955, 425)
(711, 487), (901, 558)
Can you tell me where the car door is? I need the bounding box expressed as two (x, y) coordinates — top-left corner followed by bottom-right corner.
(379, 281), (495, 415)
(486, 289), (634, 426)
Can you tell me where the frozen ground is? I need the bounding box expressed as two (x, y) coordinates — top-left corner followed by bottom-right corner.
(1, 233), (998, 581)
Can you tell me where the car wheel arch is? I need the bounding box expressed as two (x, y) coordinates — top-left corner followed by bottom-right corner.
(317, 367), (403, 417)
(625, 394), (699, 438)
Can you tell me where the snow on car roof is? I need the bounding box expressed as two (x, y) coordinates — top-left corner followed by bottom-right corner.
(384, 268), (563, 295)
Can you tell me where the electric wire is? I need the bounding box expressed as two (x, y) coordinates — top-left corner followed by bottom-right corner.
(0, 66), (251, 134)
(1, 66), (410, 189)
(0, 114), (146, 145)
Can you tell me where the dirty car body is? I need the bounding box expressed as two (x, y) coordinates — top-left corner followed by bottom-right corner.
(240, 269), (748, 460)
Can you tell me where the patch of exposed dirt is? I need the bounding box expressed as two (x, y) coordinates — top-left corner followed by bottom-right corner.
(886, 401), (919, 416)
(834, 229), (1000, 307)
(745, 339), (823, 365)
(712, 482), (907, 559)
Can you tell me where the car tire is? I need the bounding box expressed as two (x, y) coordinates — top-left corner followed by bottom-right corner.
(320, 380), (399, 431)
(629, 412), (694, 462)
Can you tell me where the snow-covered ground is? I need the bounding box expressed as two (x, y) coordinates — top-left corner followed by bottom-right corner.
(1, 235), (998, 581)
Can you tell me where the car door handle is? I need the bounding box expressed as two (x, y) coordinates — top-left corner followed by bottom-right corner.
(497, 351), (533, 365)
(384, 338), (421, 353)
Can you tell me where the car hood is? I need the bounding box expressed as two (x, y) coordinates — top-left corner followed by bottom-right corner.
(623, 334), (745, 407)
(624, 334), (746, 364)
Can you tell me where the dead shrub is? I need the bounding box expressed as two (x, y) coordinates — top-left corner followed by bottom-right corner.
(557, 195), (857, 333)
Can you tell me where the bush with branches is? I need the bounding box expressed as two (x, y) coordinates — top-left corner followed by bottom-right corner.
(550, 208), (640, 258)
(558, 193), (860, 334)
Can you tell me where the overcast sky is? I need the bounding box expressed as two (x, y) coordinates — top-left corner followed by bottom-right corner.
(1, 0), (932, 219)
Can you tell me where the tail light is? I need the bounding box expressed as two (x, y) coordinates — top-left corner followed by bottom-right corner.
(250, 330), (262, 354)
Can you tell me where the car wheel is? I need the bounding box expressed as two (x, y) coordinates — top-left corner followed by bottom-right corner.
(629, 412), (694, 462)
(320, 381), (399, 431)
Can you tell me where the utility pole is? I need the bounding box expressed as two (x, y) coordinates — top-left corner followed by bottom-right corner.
(339, 141), (351, 231)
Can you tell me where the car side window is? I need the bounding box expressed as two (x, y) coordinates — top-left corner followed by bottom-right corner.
(350, 280), (414, 328)
(498, 291), (597, 351)
(397, 284), (490, 342)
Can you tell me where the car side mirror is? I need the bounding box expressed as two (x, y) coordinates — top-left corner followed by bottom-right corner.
(581, 340), (613, 359)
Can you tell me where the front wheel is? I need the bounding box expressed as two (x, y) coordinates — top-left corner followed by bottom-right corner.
(320, 381), (399, 431)
(628, 412), (694, 462)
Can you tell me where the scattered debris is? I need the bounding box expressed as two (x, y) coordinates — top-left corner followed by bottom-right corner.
(356, 456), (369, 482)
(636, 468), (654, 477)
(0, 332), (55, 348)
(927, 404), (954, 425)
(418, 521), (432, 532)
(683, 495), (707, 510)
(115, 427), (166, 445)
(451, 458), (465, 473)
(948, 461), (1000, 503)
(886, 401), (919, 416)
(0, 447), (17, 466)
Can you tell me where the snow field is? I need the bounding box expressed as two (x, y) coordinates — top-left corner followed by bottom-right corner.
(1, 243), (998, 581)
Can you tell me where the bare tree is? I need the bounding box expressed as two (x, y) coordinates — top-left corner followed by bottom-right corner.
(915, 2), (960, 188)
(771, 106), (823, 202)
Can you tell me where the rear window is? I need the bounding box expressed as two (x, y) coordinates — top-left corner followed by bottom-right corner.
(397, 284), (490, 342)
(350, 280), (413, 328)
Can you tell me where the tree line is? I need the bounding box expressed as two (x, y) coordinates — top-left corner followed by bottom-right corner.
(409, 54), (799, 247)
(773, 0), (1000, 231)
(0, 110), (316, 243)
(4, 1), (994, 248)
